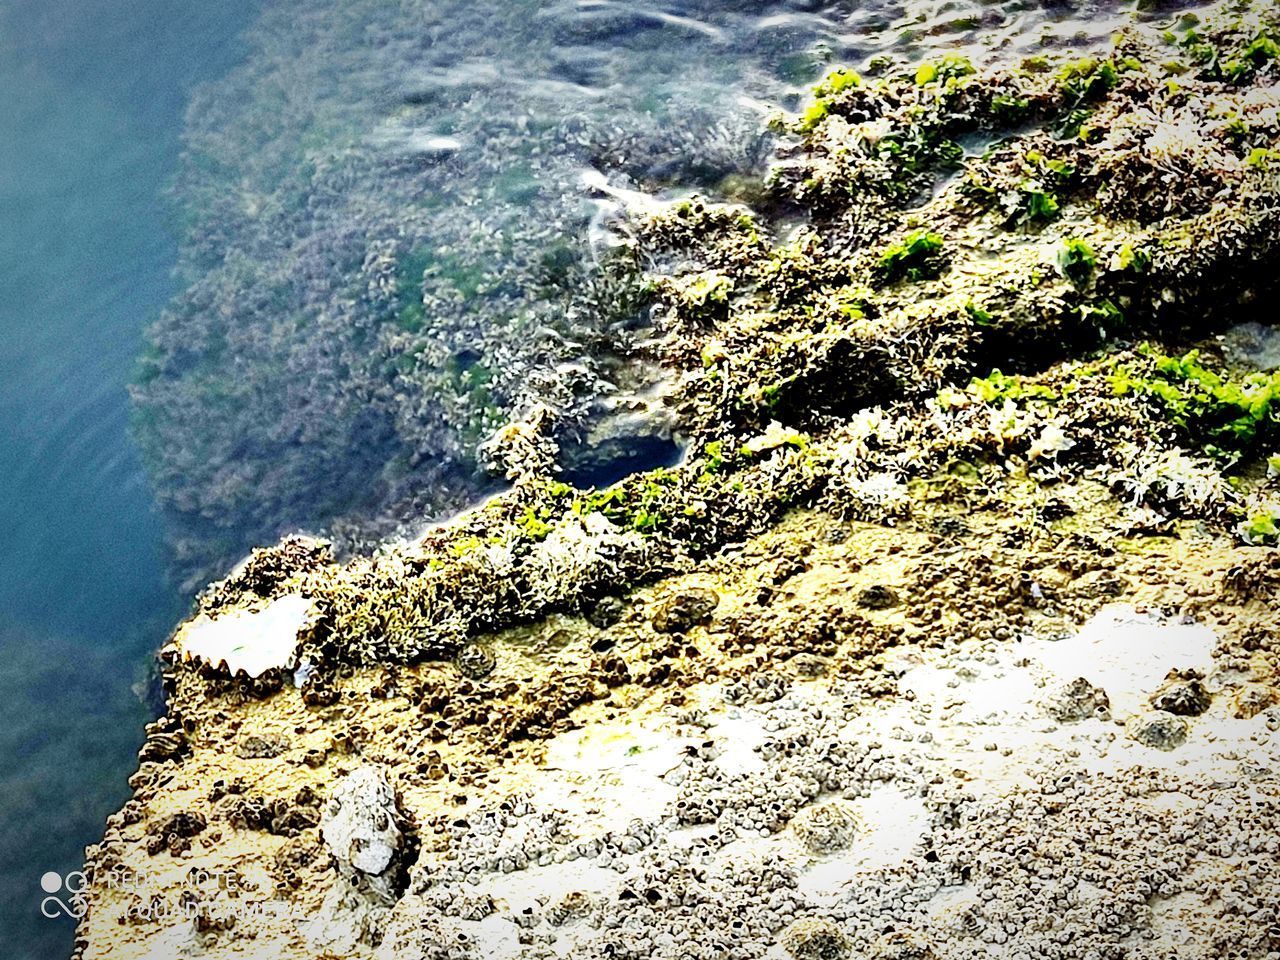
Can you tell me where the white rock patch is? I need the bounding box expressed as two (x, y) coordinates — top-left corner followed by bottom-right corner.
(1024, 603), (1216, 717)
(173, 594), (316, 678)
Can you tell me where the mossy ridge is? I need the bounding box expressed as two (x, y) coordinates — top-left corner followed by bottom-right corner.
(635, 8), (1280, 439)
(1110, 346), (1280, 460)
(195, 338), (1278, 672)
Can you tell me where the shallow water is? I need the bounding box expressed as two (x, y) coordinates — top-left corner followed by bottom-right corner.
(0, 1), (255, 956)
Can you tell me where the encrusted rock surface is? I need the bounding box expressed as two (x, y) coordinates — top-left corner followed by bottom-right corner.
(78, 5), (1280, 959)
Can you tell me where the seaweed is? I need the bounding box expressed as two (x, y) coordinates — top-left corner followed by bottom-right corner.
(1111, 349), (1280, 460)
(1056, 238), (1097, 289)
(875, 231), (946, 284)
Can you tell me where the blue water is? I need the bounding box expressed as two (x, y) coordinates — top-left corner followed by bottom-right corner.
(0, 1), (255, 956)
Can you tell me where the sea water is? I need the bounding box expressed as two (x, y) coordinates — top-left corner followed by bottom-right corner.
(0, 1), (256, 956)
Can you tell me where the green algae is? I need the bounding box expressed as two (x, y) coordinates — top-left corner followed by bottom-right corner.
(875, 231), (946, 284)
(1057, 238), (1097, 289)
(1242, 505), (1280, 543)
(1111, 348), (1280, 460)
(914, 54), (975, 87)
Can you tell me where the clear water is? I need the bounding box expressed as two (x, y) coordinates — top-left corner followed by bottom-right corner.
(0, 1), (256, 956)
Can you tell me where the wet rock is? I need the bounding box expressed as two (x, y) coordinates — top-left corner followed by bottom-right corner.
(559, 395), (683, 489)
(1042, 677), (1111, 723)
(780, 917), (852, 960)
(857, 585), (899, 610)
(456, 642), (497, 680)
(1126, 711), (1189, 750)
(653, 587), (719, 633)
(1150, 669), (1211, 717)
(791, 800), (860, 854)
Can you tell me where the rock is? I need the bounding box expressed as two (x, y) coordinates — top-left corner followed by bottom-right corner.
(304, 881), (396, 954)
(138, 719), (187, 764)
(870, 931), (936, 959)
(320, 766), (408, 888)
(780, 917), (852, 960)
(304, 766), (415, 952)
(203, 536), (334, 610)
(1042, 677), (1111, 723)
(559, 393), (683, 490)
(857, 585), (899, 610)
(791, 800), (860, 854)
(235, 734), (290, 759)
(652, 587), (719, 633)
(586, 595), (626, 628)
(172, 594), (319, 679)
(1125, 711), (1189, 750)
(145, 811), (207, 856)
(456, 642), (497, 680)
(547, 890), (594, 926)
(1150, 670), (1211, 716)
(1232, 683), (1277, 720)
(1075, 569), (1127, 598)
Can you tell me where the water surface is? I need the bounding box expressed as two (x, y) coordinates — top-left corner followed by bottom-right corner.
(0, 2), (255, 956)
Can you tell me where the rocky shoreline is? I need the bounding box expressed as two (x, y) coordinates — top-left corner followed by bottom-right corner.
(78, 7), (1280, 958)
